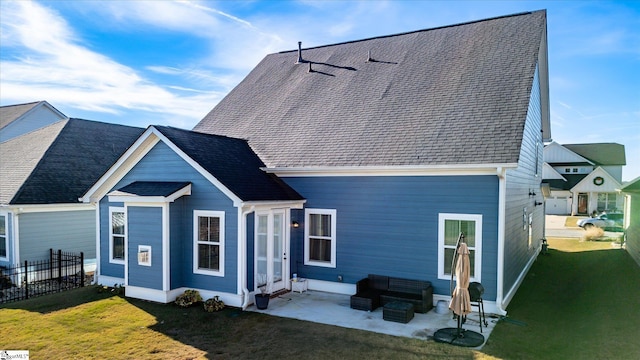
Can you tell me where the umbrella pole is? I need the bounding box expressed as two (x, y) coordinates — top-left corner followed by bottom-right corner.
(450, 233), (465, 295)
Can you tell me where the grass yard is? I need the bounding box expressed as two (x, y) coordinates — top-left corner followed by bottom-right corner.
(1, 287), (481, 359)
(482, 237), (640, 360)
(2, 237), (639, 359)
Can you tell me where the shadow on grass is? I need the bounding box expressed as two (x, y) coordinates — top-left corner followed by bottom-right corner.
(0, 285), (117, 314)
(481, 241), (640, 360)
(130, 298), (476, 359)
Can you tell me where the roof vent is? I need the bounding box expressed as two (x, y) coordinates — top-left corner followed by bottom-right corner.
(296, 41), (304, 63)
(366, 50), (373, 62)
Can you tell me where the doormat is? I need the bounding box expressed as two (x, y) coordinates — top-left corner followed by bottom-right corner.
(270, 289), (290, 298)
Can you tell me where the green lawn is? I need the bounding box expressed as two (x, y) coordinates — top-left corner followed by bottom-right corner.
(482, 237), (640, 359)
(2, 238), (639, 359)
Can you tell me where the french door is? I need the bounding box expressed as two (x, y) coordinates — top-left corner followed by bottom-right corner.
(256, 210), (287, 293)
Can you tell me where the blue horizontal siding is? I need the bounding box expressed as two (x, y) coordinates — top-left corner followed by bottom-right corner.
(127, 206), (163, 290)
(99, 141), (238, 294)
(19, 210), (95, 262)
(285, 175), (499, 300)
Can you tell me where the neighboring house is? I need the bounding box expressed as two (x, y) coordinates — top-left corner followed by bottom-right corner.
(87, 10), (550, 314)
(622, 177), (640, 267)
(0, 115), (144, 270)
(0, 101), (67, 143)
(543, 142), (626, 215)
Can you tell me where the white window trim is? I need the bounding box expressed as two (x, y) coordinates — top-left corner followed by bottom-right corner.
(437, 213), (482, 283)
(193, 210), (225, 277)
(109, 207), (126, 265)
(137, 245), (152, 266)
(304, 208), (337, 268)
(0, 213), (8, 261)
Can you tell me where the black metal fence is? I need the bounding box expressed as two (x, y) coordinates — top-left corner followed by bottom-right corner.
(0, 249), (85, 304)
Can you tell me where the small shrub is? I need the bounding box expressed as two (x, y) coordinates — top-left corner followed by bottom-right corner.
(175, 289), (202, 307)
(203, 296), (225, 312)
(581, 227), (604, 241)
(97, 283), (124, 296)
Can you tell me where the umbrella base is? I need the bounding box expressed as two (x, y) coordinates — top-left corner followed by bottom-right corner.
(433, 327), (485, 347)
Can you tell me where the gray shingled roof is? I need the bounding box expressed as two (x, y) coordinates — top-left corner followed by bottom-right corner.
(154, 126), (303, 201)
(563, 143), (626, 166)
(0, 101), (41, 130)
(8, 119), (144, 204)
(194, 11), (547, 168)
(0, 120), (67, 204)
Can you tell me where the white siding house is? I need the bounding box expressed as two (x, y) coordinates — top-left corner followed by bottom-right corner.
(542, 142), (625, 215)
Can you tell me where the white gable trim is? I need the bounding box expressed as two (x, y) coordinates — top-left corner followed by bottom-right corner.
(107, 184), (192, 204)
(572, 167), (622, 193)
(14, 101), (67, 124)
(81, 127), (160, 203)
(81, 126), (243, 206)
(150, 128), (243, 206)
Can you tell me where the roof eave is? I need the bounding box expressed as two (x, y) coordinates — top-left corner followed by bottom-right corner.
(264, 163), (519, 177)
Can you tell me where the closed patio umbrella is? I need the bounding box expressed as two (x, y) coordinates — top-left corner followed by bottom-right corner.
(434, 239), (484, 346)
(449, 242), (471, 317)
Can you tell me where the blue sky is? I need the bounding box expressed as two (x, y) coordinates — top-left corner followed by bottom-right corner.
(1, 1), (638, 180)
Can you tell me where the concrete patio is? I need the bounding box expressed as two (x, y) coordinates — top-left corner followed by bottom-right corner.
(247, 290), (497, 348)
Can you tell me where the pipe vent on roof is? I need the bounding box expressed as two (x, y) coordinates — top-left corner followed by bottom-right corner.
(296, 41), (304, 63)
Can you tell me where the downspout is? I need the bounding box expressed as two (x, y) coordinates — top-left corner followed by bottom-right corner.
(495, 167), (508, 315)
(94, 202), (100, 285)
(240, 206), (255, 310)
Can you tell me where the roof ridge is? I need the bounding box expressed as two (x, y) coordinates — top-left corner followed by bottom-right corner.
(278, 10), (544, 54)
(0, 101), (43, 109)
(67, 117), (144, 130)
(159, 125), (249, 143)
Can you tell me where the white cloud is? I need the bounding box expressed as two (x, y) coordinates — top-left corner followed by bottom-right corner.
(0, 1), (220, 127)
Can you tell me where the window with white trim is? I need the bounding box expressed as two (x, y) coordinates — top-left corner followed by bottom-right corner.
(305, 209), (337, 268)
(438, 213), (482, 282)
(193, 210), (225, 276)
(109, 207), (126, 264)
(0, 214), (7, 260)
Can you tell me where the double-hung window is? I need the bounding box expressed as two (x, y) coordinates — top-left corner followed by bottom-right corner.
(109, 207), (126, 264)
(438, 213), (482, 282)
(305, 209), (337, 268)
(0, 214), (7, 260)
(193, 210), (224, 276)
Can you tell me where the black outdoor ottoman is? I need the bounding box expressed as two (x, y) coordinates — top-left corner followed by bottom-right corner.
(383, 301), (414, 323)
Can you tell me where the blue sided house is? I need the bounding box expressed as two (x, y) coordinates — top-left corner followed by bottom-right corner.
(85, 10), (550, 314)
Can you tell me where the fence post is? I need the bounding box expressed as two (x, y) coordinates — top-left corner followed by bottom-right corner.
(50, 248), (54, 281)
(80, 252), (85, 287)
(24, 260), (29, 300)
(57, 249), (62, 284)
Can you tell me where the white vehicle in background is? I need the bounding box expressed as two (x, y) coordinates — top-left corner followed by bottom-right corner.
(577, 213), (624, 231)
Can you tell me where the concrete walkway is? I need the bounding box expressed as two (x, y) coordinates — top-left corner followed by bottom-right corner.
(247, 290), (496, 348)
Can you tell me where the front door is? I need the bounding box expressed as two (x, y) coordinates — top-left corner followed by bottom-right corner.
(256, 210), (287, 293)
(577, 193), (588, 215)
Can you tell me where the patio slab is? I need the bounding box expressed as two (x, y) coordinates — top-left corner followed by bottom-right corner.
(247, 290), (496, 348)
